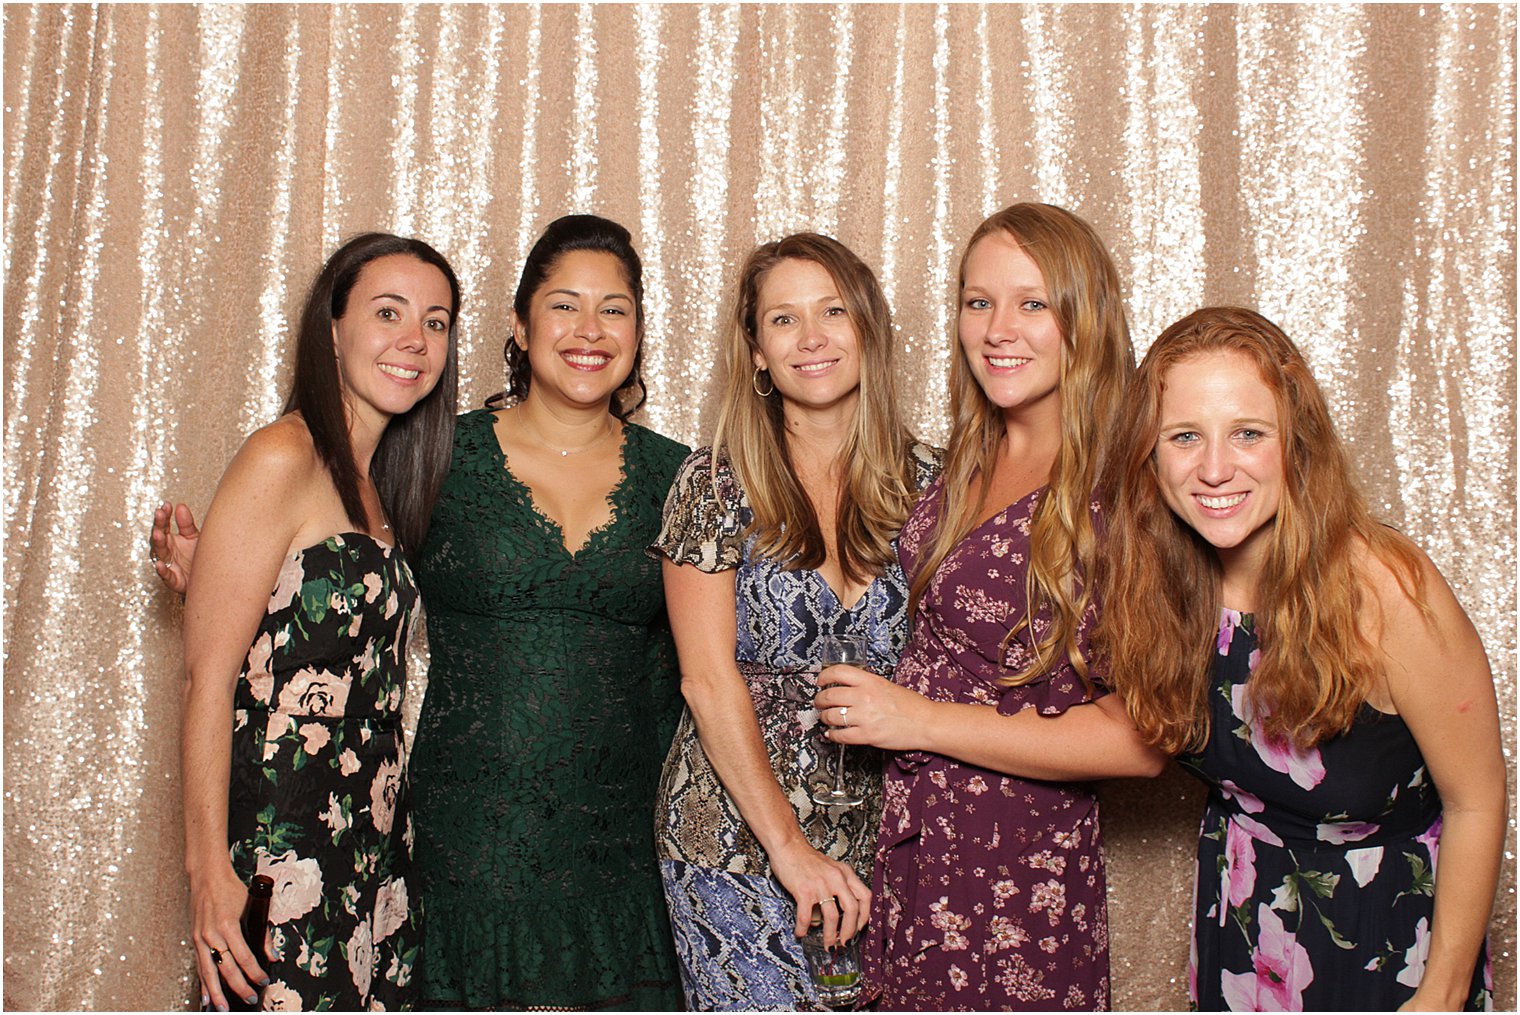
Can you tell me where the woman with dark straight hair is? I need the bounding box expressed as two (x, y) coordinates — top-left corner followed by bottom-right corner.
(178, 232), (460, 1010)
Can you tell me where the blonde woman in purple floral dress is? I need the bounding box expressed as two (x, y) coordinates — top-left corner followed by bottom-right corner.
(818, 204), (1165, 1009)
(1099, 308), (1500, 1010)
(178, 235), (460, 1011)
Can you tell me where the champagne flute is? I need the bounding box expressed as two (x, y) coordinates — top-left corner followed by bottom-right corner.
(811, 634), (867, 808)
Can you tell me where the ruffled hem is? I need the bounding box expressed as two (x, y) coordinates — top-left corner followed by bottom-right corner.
(417, 884), (680, 1010)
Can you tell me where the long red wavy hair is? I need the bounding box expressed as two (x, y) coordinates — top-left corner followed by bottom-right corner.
(1097, 307), (1429, 752)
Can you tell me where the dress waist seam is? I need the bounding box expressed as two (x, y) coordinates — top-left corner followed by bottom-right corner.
(237, 707), (401, 727)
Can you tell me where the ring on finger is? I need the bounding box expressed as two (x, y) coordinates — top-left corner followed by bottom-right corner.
(837, 706), (850, 725)
(209, 947), (224, 965)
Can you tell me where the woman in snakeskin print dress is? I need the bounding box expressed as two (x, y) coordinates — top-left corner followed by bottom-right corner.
(652, 234), (939, 1010)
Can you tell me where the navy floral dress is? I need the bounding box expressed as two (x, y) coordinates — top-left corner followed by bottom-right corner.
(1180, 609), (1490, 1011)
(227, 533), (422, 1010)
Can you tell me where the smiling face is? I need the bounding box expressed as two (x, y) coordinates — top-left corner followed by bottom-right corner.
(513, 249), (639, 412)
(332, 253), (453, 430)
(1154, 350), (1285, 582)
(750, 257), (861, 418)
(957, 231), (1064, 425)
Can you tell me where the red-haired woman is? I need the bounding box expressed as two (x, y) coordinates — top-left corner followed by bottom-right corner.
(1100, 306), (1501, 1010)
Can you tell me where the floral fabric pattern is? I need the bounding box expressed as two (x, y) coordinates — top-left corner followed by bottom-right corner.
(867, 480), (1111, 1011)
(650, 443), (942, 1010)
(227, 533), (422, 1011)
(409, 409), (688, 1010)
(1181, 609), (1491, 1011)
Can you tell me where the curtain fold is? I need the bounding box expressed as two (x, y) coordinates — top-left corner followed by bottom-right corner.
(3, 5), (1512, 1009)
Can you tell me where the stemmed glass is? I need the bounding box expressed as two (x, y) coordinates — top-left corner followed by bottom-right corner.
(811, 634), (868, 809)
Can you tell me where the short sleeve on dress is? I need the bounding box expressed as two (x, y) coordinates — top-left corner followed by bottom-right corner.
(650, 447), (746, 573)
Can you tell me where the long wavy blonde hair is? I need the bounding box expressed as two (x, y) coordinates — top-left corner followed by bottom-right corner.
(712, 233), (918, 583)
(908, 203), (1134, 687)
(1097, 307), (1430, 752)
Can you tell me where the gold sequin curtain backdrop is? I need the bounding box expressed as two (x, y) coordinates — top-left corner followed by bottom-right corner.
(3, 4), (1513, 1009)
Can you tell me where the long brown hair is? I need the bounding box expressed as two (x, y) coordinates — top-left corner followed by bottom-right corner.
(284, 232), (461, 563)
(712, 233), (917, 584)
(909, 203), (1134, 687)
(1098, 306), (1429, 752)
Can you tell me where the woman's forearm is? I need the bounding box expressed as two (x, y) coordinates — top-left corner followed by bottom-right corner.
(181, 670), (237, 881)
(916, 694), (1168, 781)
(1412, 802), (1506, 1006)
(681, 667), (809, 856)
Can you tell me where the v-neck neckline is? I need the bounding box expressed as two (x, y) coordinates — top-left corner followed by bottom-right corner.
(964, 480), (1046, 542)
(809, 566), (877, 614)
(484, 410), (633, 559)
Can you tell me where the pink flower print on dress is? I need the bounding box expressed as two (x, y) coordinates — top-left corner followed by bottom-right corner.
(1220, 904), (1314, 1011)
(1416, 814), (1442, 875)
(372, 877), (409, 943)
(246, 632), (276, 705)
(1344, 846), (1384, 888)
(1395, 917), (1430, 988)
(1316, 818), (1380, 845)
(261, 850), (324, 925)
(1218, 779), (1267, 814)
(370, 759), (402, 835)
(1231, 684), (1326, 790)
(1231, 812), (1284, 848)
(1222, 822), (1258, 921)
(1028, 878), (1068, 925)
(1217, 608), (1245, 656)
(277, 667), (352, 718)
(929, 896), (972, 951)
(347, 919), (375, 999)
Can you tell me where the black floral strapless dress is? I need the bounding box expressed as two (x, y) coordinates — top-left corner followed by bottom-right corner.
(227, 533), (422, 1010)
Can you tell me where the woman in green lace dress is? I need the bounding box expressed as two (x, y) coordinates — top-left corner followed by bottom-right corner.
(408, 215), (687, 1009)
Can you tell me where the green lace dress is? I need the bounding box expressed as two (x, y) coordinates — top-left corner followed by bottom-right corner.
(409, 409), (688, 1010)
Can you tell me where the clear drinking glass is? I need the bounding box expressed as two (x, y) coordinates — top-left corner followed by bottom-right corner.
(801, 905), (863, 1008)
(811, 634), (867, 808)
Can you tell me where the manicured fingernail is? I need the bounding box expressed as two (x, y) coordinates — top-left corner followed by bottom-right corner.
(246, 996), (258, 1005)
(259, 976), (270, 987)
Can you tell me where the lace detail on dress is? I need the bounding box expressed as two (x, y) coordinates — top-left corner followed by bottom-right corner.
(409, 409), (689, 1010)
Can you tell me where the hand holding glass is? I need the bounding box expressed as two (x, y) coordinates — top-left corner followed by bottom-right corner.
(812, 635), (867, 808)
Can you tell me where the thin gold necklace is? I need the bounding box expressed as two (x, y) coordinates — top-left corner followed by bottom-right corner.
(518, 411), (615, 457)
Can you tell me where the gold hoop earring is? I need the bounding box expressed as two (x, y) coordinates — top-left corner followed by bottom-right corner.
(752, 367), (775, 397)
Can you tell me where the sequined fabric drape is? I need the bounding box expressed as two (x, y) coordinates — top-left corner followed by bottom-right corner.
(3, 4), (1513, 1010)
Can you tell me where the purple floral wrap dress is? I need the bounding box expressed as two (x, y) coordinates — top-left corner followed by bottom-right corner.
(866, 481), (1111, 1011)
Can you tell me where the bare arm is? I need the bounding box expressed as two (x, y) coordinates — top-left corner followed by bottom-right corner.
(663, 558), (870, 945)
(182, 426), (311, 1010)
(1376, 554), (1505, 1011)
(816, 666), (1166, 780)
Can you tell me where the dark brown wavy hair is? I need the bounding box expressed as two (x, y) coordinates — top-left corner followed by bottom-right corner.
(1097, 306), (1429, 752)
